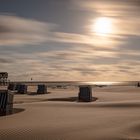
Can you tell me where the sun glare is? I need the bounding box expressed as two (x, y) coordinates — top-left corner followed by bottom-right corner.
(92, 17), (113, 35)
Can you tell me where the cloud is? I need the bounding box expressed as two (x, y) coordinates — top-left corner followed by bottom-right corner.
(38, 46), (119, 63)
(0, 11), (140, 81)
(0, 14), (122, 49)
(0, 14), (51, 46)
(0, 58), (13, 63)
(74, 0), (140, 36)
(74, 0), (140, 16)
(51, 32), (91, 44)
(3, 48), (140, 81)
(117, 35), (140, 51)
(33, 42), (140, 81)
(51, 32), (122, 49)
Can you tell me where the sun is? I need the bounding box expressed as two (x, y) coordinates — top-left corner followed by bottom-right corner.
(92, 17), (113, 35)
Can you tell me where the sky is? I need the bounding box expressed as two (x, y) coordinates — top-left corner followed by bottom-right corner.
(0, 0), (140, 81)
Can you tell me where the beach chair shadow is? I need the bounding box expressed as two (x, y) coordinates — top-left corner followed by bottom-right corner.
(47, 97), (98, 102)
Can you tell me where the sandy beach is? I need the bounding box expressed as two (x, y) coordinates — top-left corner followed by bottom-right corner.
(1, 0), (140, 139)
(0, 86), (140, 140)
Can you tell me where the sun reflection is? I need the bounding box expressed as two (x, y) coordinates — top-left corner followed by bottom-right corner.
(92, 17), (113, 35)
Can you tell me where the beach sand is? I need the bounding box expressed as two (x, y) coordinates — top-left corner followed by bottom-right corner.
(0, 86), (140, 140)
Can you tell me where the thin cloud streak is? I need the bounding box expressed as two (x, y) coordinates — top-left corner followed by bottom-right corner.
(0, 14), (50, 46)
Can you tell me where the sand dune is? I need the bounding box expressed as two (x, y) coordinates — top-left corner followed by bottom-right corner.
(0, 86), (140, 140)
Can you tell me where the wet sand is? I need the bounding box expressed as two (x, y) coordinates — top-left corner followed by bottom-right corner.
(0, 86), (140, 140)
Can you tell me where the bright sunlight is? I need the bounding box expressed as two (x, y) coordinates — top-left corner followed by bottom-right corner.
(92, 17), (113, 35)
